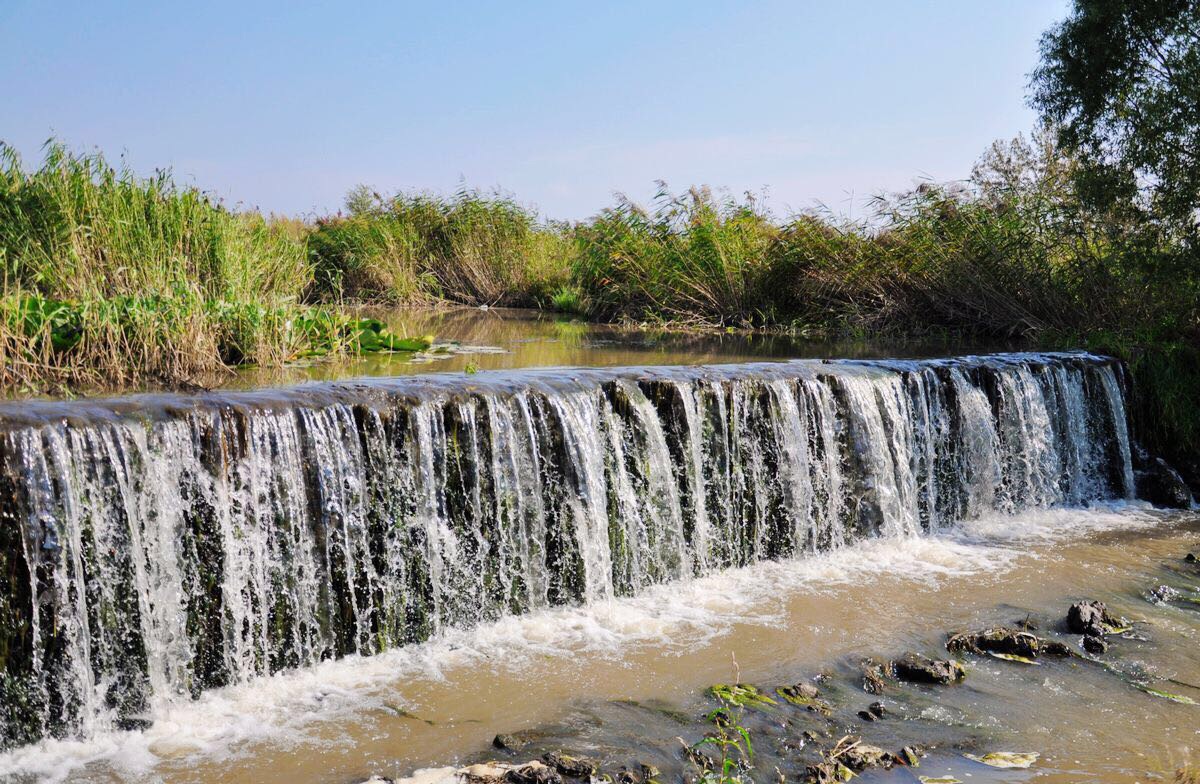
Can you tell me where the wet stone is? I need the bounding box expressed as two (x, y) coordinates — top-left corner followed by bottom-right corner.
(494, 732), (540, 753)
(946, 626), (1073, 659)
(1147, 584), (1181, 604)
(1067, 600), (1126, 637)
(779, 682), (820, 702)
(1134, 456), (1194, 509)
(1083, 635), (1108, 654)
(541, 752), (597, 779)
(837, 738), (894, 771)
(891, 653), (965, 685)
(504, 762), (563, 784)
(860, 659), (888, 694)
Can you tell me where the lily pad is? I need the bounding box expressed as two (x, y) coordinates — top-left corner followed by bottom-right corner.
(988, 652), (1040, 665)
(964, 751), (1039, 768)
(1139, 686), (1199, 704)
(919, 778), (963, 784)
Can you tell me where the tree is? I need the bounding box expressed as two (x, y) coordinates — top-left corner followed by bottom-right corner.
(1030, 0), (1200, 240)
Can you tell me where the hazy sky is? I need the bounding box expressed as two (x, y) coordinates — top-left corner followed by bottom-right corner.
(1, 1), (1069, 220)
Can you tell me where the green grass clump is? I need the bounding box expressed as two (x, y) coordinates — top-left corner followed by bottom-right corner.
(573, 185), (779, 327)
(0, 142), (429, 392)
(308, 186), (572, 306)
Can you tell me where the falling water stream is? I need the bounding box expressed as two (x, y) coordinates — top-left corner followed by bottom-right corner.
(0, 319), (1192, 783)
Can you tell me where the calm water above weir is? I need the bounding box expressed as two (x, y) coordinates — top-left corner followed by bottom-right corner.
(229, 307), (1016, 388)
(0, 311), (1195, 784)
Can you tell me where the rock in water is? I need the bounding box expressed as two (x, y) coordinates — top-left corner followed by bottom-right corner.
(1147, 584), (1181, 604)
(494, 732), (538, 752)
(1135, 456), (1195, 509)
(779, 682), (821, 702)
(892, 653), (965, 684)
(1067, 600), (1122, 636)
(505, 763), (563, 784)
(1083, 635), (1108, 654)
(542, 752), (597, 779)
(860, 659), (888, 694)
(839, 739), (894, 771)
(946, 626), (1073, 659)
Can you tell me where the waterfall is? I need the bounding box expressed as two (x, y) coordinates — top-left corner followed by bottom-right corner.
(0, 352), (1136, 748)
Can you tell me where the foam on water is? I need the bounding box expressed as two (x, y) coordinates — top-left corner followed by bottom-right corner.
(0, 501), (1168, 783)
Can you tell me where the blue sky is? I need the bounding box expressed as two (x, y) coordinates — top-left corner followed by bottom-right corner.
(1, 1), (1068, 220)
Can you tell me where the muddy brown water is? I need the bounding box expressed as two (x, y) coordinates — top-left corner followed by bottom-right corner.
(23, 506), (1197, 784)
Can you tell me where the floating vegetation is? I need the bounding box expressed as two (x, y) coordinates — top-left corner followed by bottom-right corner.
(964, 752), (1039, 769)
(707, 684), (777, 709)
(1138, 687), (1199, 705)
(988, 652), (1040, 665)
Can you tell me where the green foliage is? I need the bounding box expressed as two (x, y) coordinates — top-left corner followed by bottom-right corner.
(548, 284), (587, 315)
(706, 683), (777, 708)
(573, 185), (779, 326)
(0, 142), (432, 390)
(308, 187), (572, 306)
(0, 292), (430, 390)
(0, 141), (310, 302)
(1031, 0), (1200, 237)
(691, 683), (757, 784)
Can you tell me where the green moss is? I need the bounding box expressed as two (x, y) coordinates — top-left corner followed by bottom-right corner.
(707, 683), (777, 708)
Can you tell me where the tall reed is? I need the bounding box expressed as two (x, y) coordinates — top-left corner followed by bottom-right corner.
(0, 141), (311, 388)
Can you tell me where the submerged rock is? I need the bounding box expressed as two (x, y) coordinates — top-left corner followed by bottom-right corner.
(1067, 600), (1126, 636)
(777, 681), (832, 714)
(1147, 584), (1181, 604)
(493, 731), (542, 753)
(777, 682), (820, 703)
(891, 653), (965, 685)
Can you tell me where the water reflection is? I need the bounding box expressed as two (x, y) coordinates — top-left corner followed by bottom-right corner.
(232, 307), (1020, 389)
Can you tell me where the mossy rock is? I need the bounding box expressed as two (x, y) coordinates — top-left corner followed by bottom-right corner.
(707, 682), (777, 708)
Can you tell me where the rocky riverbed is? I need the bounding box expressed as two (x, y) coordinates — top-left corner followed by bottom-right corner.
(352, 532), (1200, 784)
